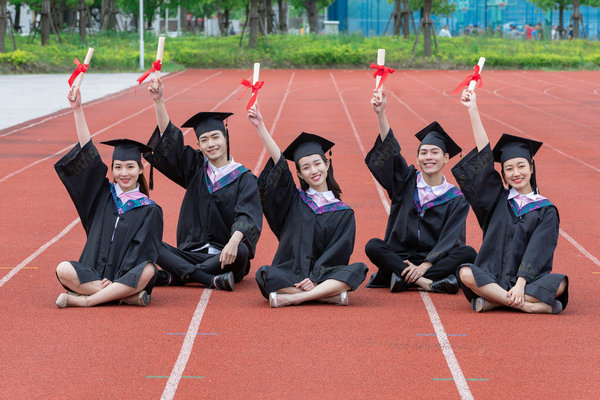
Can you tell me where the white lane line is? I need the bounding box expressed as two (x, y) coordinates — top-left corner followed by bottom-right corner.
(160, 289), (212, 400)
(252, 72), (296, 175)
(421, 291), (474, 400)
(0, 218), (80, 288)
(330, 72), (471, 399)
(560, 229), (600, 267)
(0, 71), (221, 184)
(0, 71), (185, 138)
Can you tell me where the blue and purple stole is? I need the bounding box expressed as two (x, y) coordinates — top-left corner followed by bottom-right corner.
(413, 186), (463, 215)
(298, 189), (351, 215)
(203, 160), (249, 194)
(508, 198), (553, 218)
(110, 183), (155, 216)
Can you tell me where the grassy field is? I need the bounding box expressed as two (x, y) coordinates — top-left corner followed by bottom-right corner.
(2, 32), (599, 73)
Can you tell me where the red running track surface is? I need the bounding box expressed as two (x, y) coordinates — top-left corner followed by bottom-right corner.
(1, 69), (599, 399)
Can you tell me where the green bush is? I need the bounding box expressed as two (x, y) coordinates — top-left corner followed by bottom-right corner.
(1, 32), (599, 73)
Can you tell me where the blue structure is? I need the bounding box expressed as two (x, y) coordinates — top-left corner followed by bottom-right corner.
(328, 0), (600, 39)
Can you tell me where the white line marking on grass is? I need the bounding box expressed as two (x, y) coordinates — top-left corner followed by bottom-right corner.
(0, 71), (185, 138)
(0, 71), (221, 184)
(330, 72), (471, 399)
(252, 72), (296, 175)
(161, 289), (212, 400)
(0, 218), (80, 288)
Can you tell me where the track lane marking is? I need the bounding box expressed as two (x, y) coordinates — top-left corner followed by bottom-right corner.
(0, 71), (221, 184)
(330, 72), (473, 400)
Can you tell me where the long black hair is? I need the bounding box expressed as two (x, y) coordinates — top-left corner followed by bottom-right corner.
(295, 155), (343, 200)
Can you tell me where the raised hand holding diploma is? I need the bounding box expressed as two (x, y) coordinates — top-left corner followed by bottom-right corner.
(68, 47), (94, 101)
(137, 36), (165, 86)
(370, 49), (394, 103)
(239, 63), (264, 111)
(452, 57), (485, 95)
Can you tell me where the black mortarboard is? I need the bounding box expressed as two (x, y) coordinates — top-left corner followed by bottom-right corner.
(101, 138), (153, 162)
(182, 112), (233, 139)
(101, 138), (155, 190)
(282, 132), (335, 162)
(414, 121), (462, 159)
(492, 133), (543, 164)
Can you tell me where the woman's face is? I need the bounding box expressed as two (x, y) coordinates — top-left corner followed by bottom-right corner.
(417, 144), (448, 176)
(112, 160), (142, 192)
(297, 154), (329, 192)
(502, 157), (533, 193)
(198, 130), (227, 163)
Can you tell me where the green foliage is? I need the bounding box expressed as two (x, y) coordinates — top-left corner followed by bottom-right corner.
(2, 32), (599, 73)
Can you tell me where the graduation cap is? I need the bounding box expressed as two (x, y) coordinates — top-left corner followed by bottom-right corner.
(282, 132), (335, 162)
(492, 133), (543, 164)
(101, 138), (155, 190)
(414, 121), (462, 159)
(182, 112), (233, 139)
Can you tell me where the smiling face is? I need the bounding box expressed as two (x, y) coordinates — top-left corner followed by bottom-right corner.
(417, 144), (449, 177)
(502, 157), (533, 193)
(112, 160), (143, 192)
(198, 130), (228, 165)
(296, 154), (330, 192)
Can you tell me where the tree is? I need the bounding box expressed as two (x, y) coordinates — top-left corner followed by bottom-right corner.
(571, 0), (600, 38)
(119, 0), (167, 30)
(528, 0), (571, 38)
(390, 0), (412, 38)
(410, 0), (455, 56)
(0, 0), (6, 52)
(215, 0), (244, 35)
(290, 0), (334, 34)
(277, 0), (287, 33)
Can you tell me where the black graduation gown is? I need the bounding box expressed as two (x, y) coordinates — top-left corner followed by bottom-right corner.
(144, 122), (262, 271)
(451, 144), (568, 307)
(255, 156), (368, 298)
(365, 128), (471, 264)
(54, 141), (163, 289)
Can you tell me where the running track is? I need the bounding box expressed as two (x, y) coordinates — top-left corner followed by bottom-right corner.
(1, 69), (599, 399)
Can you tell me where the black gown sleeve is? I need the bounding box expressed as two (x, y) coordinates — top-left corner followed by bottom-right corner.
(308, 211), (356, 282)
(517, 206), (559, 283)
(120, 205), (164, 273)
(425, 197), (470, 264)
(365, 128), (415, 201)
(451, 144), (505, 228)
(257, 156), (297, 239)
(144, 121), (202, 188)
(54, 141), (108, 233)
(230, 173), (263, 258)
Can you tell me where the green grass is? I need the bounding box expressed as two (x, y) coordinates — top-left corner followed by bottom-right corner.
(2, 32), (599, 73)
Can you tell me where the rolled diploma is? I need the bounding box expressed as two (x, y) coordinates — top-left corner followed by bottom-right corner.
(252, 62), (260, 85)
(468, 57), (486, 91)
(153, 36), (166, 83)
(70, 47), (94, 99)
(375, 49), (385, 91)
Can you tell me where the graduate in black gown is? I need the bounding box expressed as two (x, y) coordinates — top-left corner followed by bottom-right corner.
(145, 78), (262, 291)
(54, 88), (163, 308)
(247, 104), (368, 307)
(453, 88), (568, 313)
(364, 89), (477, 293)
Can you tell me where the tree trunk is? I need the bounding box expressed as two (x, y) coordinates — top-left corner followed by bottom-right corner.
(277, 0), (287, 33)
(14, 2), (21, 32)
(265, 0), (275, 33)
(422, 2), (432, 57)
(216, 5), (230, 36)
(248, 0), (259, 49)
(402, 0), (410, 38)
(572, 0), (580, 39)
(392, 0), (401, 36)
(558, 5), (564, 38)
(41, 0), (51, 45)
(78, 0), (86, 41)
(0, 0), (6, 53)
(303, 0), (318, 34)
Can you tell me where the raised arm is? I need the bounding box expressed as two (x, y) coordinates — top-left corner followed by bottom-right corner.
(247, 103), (282, 163)
(149, 77), (169, 134)
(67, 88), (91, 148)
(371, 89), (390, 141)
(461, 89), (489, 151)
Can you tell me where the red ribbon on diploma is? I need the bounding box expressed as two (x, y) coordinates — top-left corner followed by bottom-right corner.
(370, 63), (395, 90)
(68, 58), (88, 87)
(239, 79), (264, 110)
(451, 65), (483, 95)
(136, 60), (162, 85)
